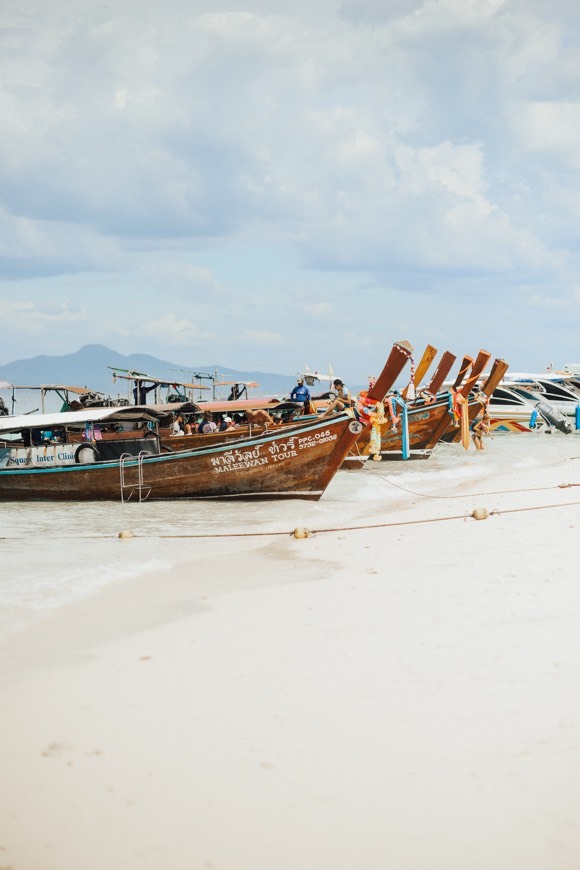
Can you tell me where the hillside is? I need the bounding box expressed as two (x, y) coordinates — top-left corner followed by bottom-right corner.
(0, 344), (298, 400)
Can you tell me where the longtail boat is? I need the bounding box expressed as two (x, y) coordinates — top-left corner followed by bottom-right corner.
(440, 357), (510, 445)
(0, 408), (362, 501)
(408, 349), (489, 450)
(0, 341), (413, 501)
(346, 347), (459, 461)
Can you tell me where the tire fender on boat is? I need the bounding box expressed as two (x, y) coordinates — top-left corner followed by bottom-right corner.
(74, 443), (98, 464)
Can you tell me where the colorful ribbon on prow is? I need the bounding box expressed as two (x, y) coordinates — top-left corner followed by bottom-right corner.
(357, 380), (386, 460)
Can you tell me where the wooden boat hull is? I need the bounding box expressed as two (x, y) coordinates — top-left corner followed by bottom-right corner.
(348, 394), (453, 459)
(0, 413), (363, 502)
(441, 359), (510, 444)
(365, 449), (431, 462)
(343, 348), (458, 462)
(161, 425), (274, 451)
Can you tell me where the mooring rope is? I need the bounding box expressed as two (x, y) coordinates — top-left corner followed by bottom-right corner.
(1, 492), (577, 541)
(2, 459), (579, 541)
(153, 497), (580, 537)
(370, 471), (580, 500)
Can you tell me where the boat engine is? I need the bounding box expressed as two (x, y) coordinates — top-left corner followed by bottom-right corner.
(536, 400), (573, 434)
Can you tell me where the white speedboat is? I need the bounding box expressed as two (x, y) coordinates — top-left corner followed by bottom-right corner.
(504, 373), (580, 425)
(487, 384), (572, 434)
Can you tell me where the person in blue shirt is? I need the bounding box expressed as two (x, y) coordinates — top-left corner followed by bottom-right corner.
(290, 377), (311, 413)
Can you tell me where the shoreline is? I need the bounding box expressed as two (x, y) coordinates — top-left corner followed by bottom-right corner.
(1, 438), (580, 869)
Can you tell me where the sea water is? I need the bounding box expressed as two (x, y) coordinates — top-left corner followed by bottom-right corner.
(1, 433), (578, 640)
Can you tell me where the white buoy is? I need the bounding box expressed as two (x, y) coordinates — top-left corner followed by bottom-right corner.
(292, 527), (312, 539)
(471, 507), (489, 521)
(118, 529), (136, 539)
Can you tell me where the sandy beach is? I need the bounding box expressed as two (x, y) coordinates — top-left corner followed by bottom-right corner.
(1, 437), (580, 870)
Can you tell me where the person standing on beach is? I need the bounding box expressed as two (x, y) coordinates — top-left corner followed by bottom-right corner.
(472, 408), (491, 450)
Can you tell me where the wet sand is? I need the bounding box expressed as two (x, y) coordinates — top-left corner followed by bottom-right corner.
(1, 441), (580, 869)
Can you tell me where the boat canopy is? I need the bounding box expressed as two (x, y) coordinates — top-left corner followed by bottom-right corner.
(6, 384), (96, 394)
(505, 372), (576, 383)
(109, 369), (210, 391)
(0, 407), (164, 434)
(141, 402), (201, 414)
(195, 398), (302, 413)
(214, 380), (259, 388)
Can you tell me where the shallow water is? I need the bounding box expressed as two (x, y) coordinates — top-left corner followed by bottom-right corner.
(1, 432), (578, 638)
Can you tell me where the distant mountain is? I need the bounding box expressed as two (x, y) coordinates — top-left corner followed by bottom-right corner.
(0, 344), (299, 400)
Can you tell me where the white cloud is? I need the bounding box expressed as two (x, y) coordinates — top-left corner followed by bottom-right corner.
(2, 0), (580, 372)
(139, 313), (211, 344)
(240, 329), (287, 346)
(113, 88), (129, 110)
(525, 292), (569, 307)
(0, 206), (125, 279)
(511, 101), (580, 164)
(305, 302), (335, 317)
(140, 263), (224, 297)
(0, 0), (560, 280)
(0, 300), (87, 322)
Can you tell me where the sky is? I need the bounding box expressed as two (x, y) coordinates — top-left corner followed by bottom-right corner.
(1, 0), (580, 382)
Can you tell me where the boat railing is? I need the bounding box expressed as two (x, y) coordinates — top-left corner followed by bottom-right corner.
(119, 451), (152, 503)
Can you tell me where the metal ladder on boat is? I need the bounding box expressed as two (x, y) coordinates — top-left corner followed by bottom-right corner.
(119, 452), (152, 503)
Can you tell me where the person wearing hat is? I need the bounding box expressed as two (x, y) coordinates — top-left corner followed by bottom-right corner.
(333, 379), (350, 405)
(290, 377), (311, 413)
(323, 378), (352, 417)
